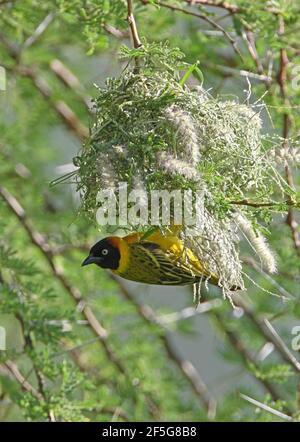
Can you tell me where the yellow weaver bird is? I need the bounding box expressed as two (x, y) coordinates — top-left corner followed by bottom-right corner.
(82, 230), (228, 288)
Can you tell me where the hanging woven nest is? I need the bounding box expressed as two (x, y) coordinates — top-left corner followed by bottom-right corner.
(72, 43), (285, 297)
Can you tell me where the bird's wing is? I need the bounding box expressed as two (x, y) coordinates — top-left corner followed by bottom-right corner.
(133, 241), (201, 285)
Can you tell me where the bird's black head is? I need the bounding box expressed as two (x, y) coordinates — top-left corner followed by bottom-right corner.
(81, 238), (121, 270)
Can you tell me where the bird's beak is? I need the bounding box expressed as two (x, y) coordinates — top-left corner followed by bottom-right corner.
(81, 256), (103, 267)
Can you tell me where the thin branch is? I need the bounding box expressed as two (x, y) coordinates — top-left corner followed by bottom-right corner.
(0, 33), (20, 60)
(100, 406), (130, 422)
(57, 338), (121, 393)
(242, 31), (264, 75)
(22, 12), (56, 50)
(51, 243), (89, 255)
(286, 204), (300, 254)
(186, 0), (281, 15)
(263, 319), (300, 372)
(204, 61), (272, 83)
(234, 297), (300, 374)
(185, 0), (240, 14)
(19, 66), (89, 139)
(158, 299), (222, 325)
(240, 393), (293, 421)
(143, 0), (243, 60)
(228, 198), (299, 209)
(15, 312), (56, 422)
(277, 17), (300, 257)
(127, 0), (142, 49)
(49, 59), (92, 110)
(103, 23), (129, 40)
(1, 360), (43, 401)
(55, 100), (89, 139)
(243, 257), (295, 300)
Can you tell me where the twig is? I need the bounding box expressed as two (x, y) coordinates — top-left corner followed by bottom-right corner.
(22, 12), (56, 49)
(286, 209), (300, 252)
(101, 406), (129, 422)
(143, 0), (243, 61)
(51, 243), (89, 255)
(186, 0), (282, 15)
(19, 66), (89, 139)
(243, 257), (295, 300)
(185, 0), (240, 14)
(204, 61), (272, 82)
(127, 0), (142, 49)
(1, 360), (43, 401)
(262, 319), (300, 372)
(49, 59), (92, 110)
(234, 297), (300, 374)
(103, 23), (129, 39)
(0, 33), (20, 60)
(49, 59), (83, 89)
(277, 17), (300, 257)
(240, 393), (293, 421)
(15, 312), (56, 422)
(228, 198), (298, 209)
(158, 299), (222, 325)
(242, 31), (264, 75)
(54, 100), (89, 139)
